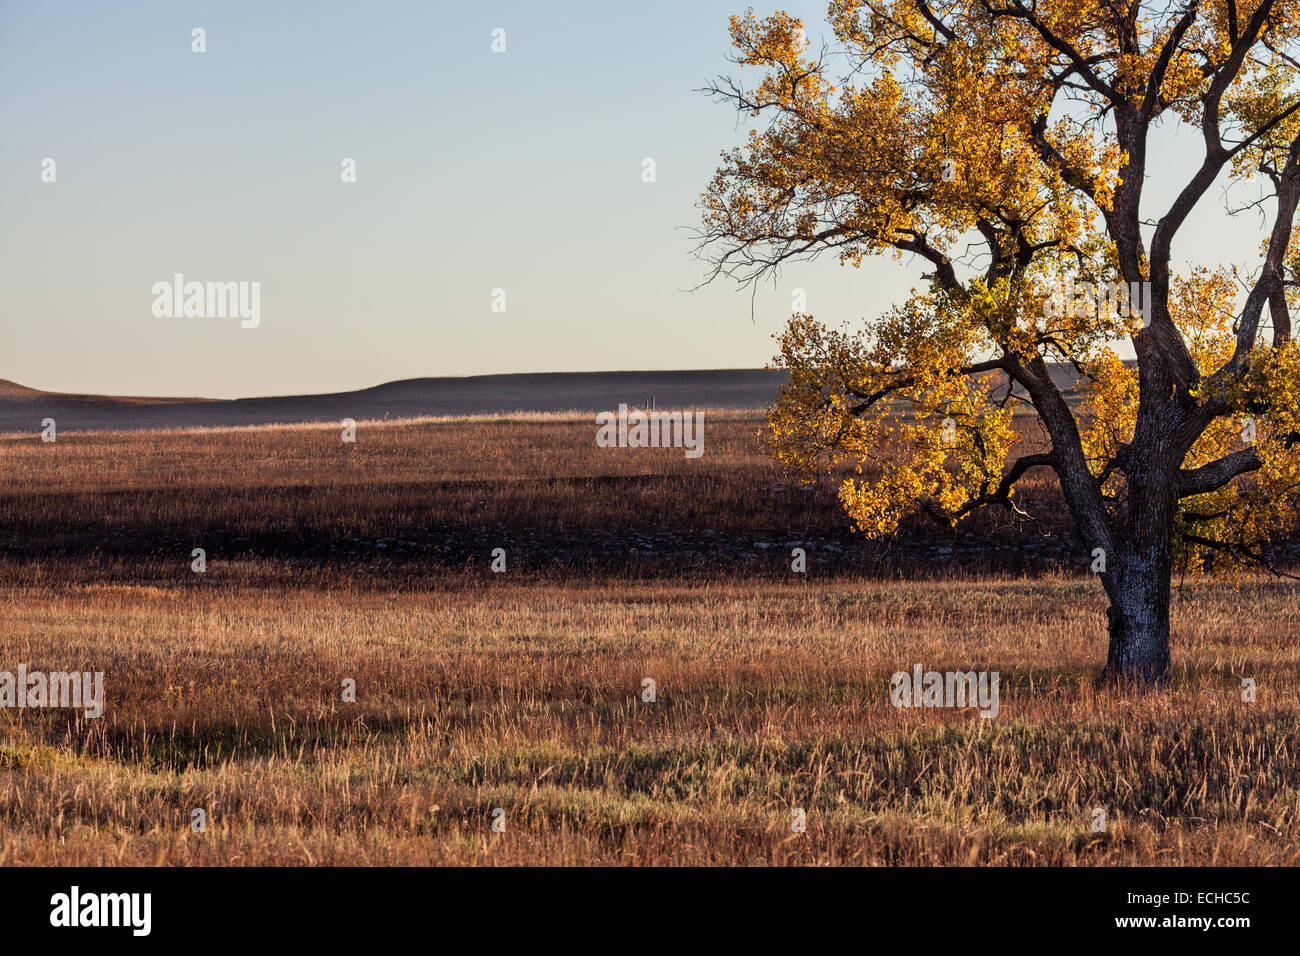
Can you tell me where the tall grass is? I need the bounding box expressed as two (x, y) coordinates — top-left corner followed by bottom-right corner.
(0, 416), (1295, 864)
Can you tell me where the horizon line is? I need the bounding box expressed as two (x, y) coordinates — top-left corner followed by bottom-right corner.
(0, 367), (786, 404)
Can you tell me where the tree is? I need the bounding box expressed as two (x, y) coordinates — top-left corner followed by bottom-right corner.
(699, 1), (1300, 682)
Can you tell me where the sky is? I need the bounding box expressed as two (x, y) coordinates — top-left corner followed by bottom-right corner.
(0, 0), (1275, 399)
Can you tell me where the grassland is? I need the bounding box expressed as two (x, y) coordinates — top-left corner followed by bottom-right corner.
(0, 415), (1296, 865)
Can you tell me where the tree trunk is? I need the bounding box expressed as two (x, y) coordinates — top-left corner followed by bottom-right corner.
(1100, 551), (1172, 683)
(1093, 405), (1180, 685)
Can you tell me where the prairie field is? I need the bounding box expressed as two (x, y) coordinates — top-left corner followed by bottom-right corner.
(0, 415), (1297, 865)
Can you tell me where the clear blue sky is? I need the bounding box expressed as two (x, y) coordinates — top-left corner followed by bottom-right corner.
(0, 0), (1266, 398)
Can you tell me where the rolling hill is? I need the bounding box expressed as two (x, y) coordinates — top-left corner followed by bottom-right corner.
(0, 369), (789, 434)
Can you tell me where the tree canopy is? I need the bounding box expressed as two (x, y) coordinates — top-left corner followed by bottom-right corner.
(701, 0), (1300, 581)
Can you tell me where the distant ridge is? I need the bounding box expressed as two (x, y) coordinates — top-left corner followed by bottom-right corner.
(0, 378), (212, 405)
(0, 369), (788, 434)
(0, 380), (42, 399)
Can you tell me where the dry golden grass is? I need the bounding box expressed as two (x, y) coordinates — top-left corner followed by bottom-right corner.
(0, 414), (783, 538)
(0, 415), (1296, 865)
(0, 412), (1067, 579)
(0, 575), (1296, 865)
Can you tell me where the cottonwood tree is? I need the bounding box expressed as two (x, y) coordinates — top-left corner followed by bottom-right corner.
(699, 1), (1300, 682)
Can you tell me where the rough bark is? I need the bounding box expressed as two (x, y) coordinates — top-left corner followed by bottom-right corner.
(1097, 448), (1178, 683)
(1100, 550), (1173, 684)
